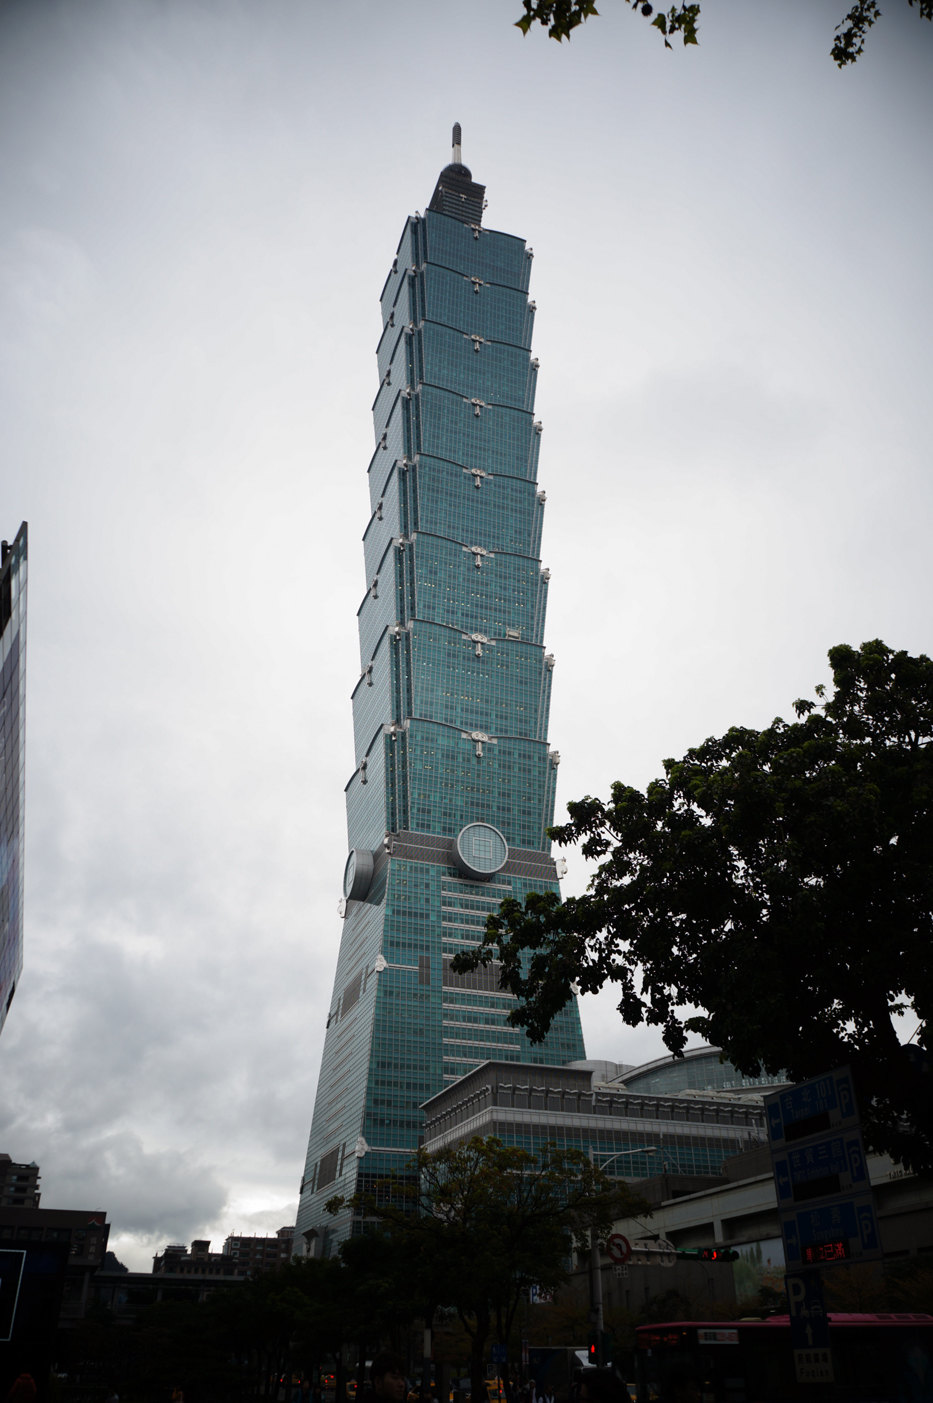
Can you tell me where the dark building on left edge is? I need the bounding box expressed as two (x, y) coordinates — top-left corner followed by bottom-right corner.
(0, 522), (27, 1036)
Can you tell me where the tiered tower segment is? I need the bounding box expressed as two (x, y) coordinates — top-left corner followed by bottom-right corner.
(295, 133), (585, 1253)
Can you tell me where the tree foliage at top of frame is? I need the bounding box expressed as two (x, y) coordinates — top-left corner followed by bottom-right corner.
(514, 0), (933, 66)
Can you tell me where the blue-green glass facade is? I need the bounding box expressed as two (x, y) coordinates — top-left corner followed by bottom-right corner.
(0, 522), (27, 1038)
(295, 147), (585, 1254)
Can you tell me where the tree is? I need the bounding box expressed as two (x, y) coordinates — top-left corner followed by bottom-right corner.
(209, 1257), (353, 1400)
(329, 1137), (646, 1403)
(452, 641), (933, 1173)
(514, 0), (933, 66)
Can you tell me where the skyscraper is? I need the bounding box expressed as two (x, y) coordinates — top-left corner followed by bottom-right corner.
(0, 522), (27, 1037)
(295, 134), (585, 1254)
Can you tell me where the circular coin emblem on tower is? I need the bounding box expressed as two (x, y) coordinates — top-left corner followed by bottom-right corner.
(453, 822), (509, 881)
(343, 848), (374, 902)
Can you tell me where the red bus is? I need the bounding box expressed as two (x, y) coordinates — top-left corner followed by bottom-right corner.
(634, 1314), (933, 1402)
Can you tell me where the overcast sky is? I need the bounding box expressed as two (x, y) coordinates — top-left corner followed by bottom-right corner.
(1, 0), (930, 1271)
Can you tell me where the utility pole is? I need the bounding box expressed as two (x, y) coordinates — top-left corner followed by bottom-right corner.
(587, 1146), (658, 1365)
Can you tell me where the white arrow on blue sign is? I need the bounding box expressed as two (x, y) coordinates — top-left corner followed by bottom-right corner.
(785, 1272), (830, 1351)
(772, 1131), (869, 1207)
(765, 1068), (860, 1150)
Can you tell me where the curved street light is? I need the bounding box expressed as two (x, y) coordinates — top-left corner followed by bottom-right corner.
(587, 1146), (660, 1363)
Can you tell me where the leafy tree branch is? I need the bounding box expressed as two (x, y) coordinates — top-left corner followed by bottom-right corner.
(453, 641), (933, 1173)
(514, 0), (933, 65)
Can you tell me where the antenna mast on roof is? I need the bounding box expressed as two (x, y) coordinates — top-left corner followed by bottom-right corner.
(452, 123), (462, 165)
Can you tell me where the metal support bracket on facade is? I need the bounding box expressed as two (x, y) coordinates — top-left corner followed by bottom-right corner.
(464, 632), (495, 658)
(462, 729), (496, 759)
(464, 545), (493, 569)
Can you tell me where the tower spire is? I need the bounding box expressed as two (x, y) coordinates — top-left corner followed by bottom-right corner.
(428, 123), (485, 226)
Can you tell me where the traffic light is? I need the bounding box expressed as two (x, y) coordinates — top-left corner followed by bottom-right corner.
(677, 1246), (740, 1262)
(600, 1331), (612, 1364)
(587, 1334), (598, 1364)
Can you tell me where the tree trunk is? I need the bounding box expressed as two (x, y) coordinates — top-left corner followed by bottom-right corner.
(469, 1317), (489, 1403)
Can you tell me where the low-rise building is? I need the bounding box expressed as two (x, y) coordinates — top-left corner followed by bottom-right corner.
(0, 1155), (40, 1208)
(152, 1239), (243, 1278)
(222, 1226), (294, 1273)
(0, 1205), (110, 1322)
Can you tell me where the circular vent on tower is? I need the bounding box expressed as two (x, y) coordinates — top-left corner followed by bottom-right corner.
(453, 823), (509, 880)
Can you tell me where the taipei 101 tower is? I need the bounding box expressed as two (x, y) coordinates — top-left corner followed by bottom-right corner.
(295, 130), (585, 1254)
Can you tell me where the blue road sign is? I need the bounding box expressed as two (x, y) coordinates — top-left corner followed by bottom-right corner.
(772, 1131), (870, 1207)
(785, 1271), (830, 1351)
(765, 1068), (859, 1150)
(780, 1191), (882, 1268)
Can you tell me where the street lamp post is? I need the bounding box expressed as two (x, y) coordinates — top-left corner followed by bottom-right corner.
(588, 1147), (659, 1365)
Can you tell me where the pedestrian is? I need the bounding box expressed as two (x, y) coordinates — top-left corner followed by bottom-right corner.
(577, 1371), (628, 1403)
(5, 1376), (37, 1403)
(359, 1353), (408, 1403)
(657, 1366), (701, 1403)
